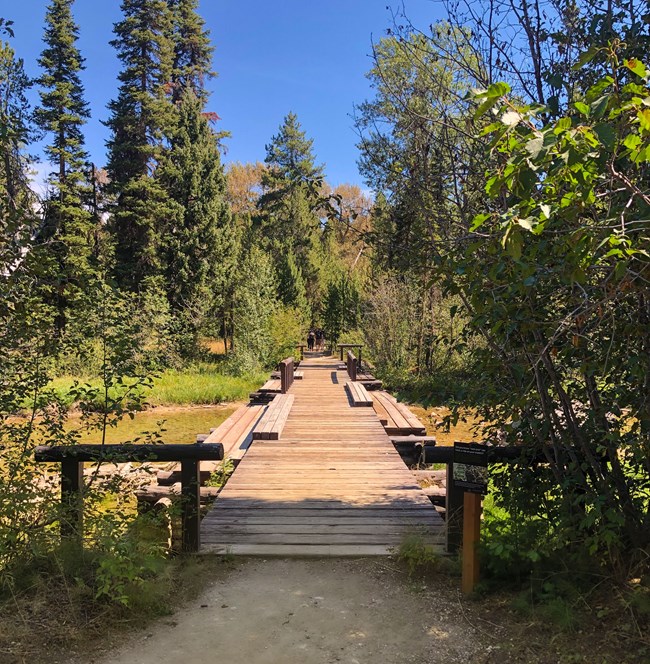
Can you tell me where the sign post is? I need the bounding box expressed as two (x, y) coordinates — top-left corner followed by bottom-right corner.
(453, 442), (488, 594)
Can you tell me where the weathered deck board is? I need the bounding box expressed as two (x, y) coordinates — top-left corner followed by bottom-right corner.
(200, 355), (444, 556)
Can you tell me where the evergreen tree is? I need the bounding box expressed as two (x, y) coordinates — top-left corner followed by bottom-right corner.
(231, 246), (278, 372)
(159, 88), (236, 353)
(276, 251), (307, 310)
(167, 0), (213, 104)
(105, 0), (174, 290)
(34, 0), (94, 332)
(0, 37), (41, 310)
(0, 40), (35, 234)
(258, 112), (325, 315)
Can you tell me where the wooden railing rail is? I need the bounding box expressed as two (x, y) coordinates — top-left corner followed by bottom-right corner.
(346, 351), (357, 381)
(34, 443), (224, 553)
(337, 343), (362, 364)
(279, 356), (294, 394)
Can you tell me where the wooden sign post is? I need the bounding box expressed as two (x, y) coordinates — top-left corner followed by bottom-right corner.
(453, 442), (488, 595)
(461, 492), (482, 593)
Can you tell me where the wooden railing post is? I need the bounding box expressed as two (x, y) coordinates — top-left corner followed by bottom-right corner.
(280, 357), (294, 394)
(181, 458), (201, 553)
(61, 458), (83, 541)
(347, 351), (357, 381)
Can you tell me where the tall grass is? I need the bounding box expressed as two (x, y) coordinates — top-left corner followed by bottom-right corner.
(48, 363), (267, 409)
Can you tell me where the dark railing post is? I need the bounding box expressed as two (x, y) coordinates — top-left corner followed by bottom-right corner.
(280, 357), (294, 394)
(61, 458), (83, 541)
(181, 458), (201, 553)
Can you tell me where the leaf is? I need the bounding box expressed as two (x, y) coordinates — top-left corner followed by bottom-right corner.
(486, 81), (510, 98)
(502, 225), (522, 260)
(574, 101), (590, 116)
(623, 133), (642, 150)
(554, 117), (572, 134)
(590, 95), (609, 119)
(625, 58), (648, 79)
(593, 123), (615, 149)
(572, 46), (599, 71)
(474, 96), (501, 119)
(470, 213), (490, 231)
(638, 108), (650, 132)
(525, 136), (544, 158)
(517, 217), (535, 231)
(502, 110), (522, 126)
(546, 73), (563, 90)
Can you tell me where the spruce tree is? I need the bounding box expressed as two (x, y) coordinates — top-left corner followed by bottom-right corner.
(0, 40), (35, 237)
(258, 112), (325, 315)
(105, 0), (174, 290)
(34, 0), (94, 332)
(167, 0), (213, 104)
(159, 88), (236, 353)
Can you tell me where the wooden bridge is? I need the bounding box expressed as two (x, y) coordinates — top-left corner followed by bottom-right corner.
(200, 355), (444, 556)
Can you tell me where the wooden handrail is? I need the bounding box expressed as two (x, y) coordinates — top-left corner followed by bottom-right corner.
(34, 443), (224, 553)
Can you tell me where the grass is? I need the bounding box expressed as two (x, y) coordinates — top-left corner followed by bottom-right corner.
(48, 363), (267, 410)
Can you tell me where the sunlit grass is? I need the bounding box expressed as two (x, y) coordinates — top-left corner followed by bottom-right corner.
(48, 363), (266, 409)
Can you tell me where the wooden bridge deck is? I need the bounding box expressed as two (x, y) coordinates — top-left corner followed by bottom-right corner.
(201, 355), (444, 556)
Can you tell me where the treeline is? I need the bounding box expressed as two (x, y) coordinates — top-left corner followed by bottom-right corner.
(1, 0), (372, 380)
(353, 0), (650, 573)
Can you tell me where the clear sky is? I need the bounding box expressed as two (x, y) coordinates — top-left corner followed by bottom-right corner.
(7, 0), (443, 188)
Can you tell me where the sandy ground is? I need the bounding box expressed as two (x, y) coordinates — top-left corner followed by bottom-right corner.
(86, 558), (497, 664)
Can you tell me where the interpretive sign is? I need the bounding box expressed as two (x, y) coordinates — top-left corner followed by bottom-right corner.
(453, 442), (488, 495)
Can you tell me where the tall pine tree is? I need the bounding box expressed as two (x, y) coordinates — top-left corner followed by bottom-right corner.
(0, 39), (35, 240)
(258, 112), (325, 315)
(34, 0), (94, 332)
(157, 0), (235, 355)
(105, 0), (174, 290)
(159, 89), (236, 353)
(168, 0), (213, 104)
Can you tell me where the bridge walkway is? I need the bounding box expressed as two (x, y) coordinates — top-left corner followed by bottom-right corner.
(200, 355), (444, 555)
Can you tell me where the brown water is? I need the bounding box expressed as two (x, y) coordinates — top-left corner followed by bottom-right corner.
(68, 404), (239, 445)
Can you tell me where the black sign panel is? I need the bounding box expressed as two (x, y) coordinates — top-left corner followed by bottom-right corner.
(453, 442), (488, 495)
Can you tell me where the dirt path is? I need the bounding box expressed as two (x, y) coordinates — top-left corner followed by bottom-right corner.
(88, 558), (493, 664)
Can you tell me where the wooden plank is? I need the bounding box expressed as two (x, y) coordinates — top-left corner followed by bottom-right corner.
(200, 355), (440, 556)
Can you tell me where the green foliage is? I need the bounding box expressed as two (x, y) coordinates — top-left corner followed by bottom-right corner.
(322, 273), (360, 346)
(230, 246), (279, 372)
(168, 0), (214, 105)
(395, 533), (445, 577)
(268, 305), (307, 366)
(105, 0), (175, 290)
(206, 459), (234, 488)
(0, 39), (36, 229)
(159, 87), (236, 355)
(258, 112), (328, 316)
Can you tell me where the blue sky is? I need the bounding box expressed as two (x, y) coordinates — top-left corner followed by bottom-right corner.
(8, 1), (443, 187)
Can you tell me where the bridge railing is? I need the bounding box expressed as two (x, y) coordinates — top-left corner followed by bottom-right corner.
(279, 356), (294, 393)
(34, 443), (224, 553)
(346, 351), (357, 381)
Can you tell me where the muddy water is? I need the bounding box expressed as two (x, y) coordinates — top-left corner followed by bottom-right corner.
(68, 404), (240, 445)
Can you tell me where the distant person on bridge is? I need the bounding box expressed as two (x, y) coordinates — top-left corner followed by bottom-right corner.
(307, 330), (315, 351)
